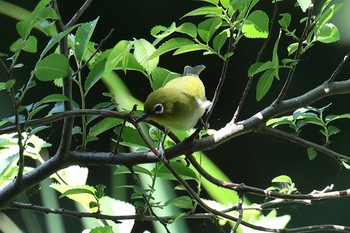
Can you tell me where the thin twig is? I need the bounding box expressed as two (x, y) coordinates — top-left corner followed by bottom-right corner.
(65, 0), (93, 28)
(231, 193), (244, 233)
(133, 123), (279, 232)
(185, 153), (350, 201)
(128, 167), (171, 233)
(72, 28), (115, 79)
(327, 50), (350, 82)
(258, 125), (350, 163)
(10, 201), (350, 233)
(232, 3), (278, 123)
(274, 4), (314, 103)
(114, 105), (137, 153)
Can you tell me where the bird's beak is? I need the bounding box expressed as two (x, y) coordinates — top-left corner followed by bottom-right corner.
(135, 113), (148, 124)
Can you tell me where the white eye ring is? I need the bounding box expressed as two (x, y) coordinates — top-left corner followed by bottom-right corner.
(154, 103), (164, 114)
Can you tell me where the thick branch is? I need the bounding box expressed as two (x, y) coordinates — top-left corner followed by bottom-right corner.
(53, 0), (74, 160)
(1, 78), (350, 209)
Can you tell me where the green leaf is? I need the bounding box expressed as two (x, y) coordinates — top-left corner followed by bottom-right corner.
(60, 187), (95, 198)
(242, 10), (269, 39)
(173, 44), (208, 56)
(297, 115), (324, 127)
(183, 6), (222, 18)
(316, 23), (340, 44)
(133, 38), (158, 74)
(248, 61), (273, 76)
(150, 23), (177, 39)
(327, 125), (340, 136)
(38, 94), (69, 105)
(40, 24), (80, 59)
(341, 160), (350, 170)
(72, 126), (82, 135)
(213, 29), (229, 52)
(297, 0), (312, 12)
(28, 125), (51, 136)
(113, 53), (144, 74)
(148, 38), (194, 60)
(105, 40), (132, 73)
(278, 13), (291, 28)
(114, 126), (148, 149)
(51, 183), (98, 211)
(10, 38), (24, 53)
(85, 59), (106, 94)
(271, 175), (293, 185)
(95, 184), (106, 199)
(90, 226), (113, 233)
(151, 67), (181, 90)
(24, 36), (38, 53)
(220, 0), (230, 8)
(201, 0), (219, 5)
(177, 22), (197, 38)
(37, 7), (59, 20)
(15, 0), (52, 38)
(88, 117), (123, 139)
(198, 18), (222, 43)
(164, 196), (193, 209)
(287, 42), (298, 56)
(266, 116), (295, 129)
(5, 80), (16, 91)
(307, 147), (317, 160)
(325, 113), (350, 122)
(272, 31), (281, 80)
(155, 161), (197, 180)
(75, 17), (99, 62)
(317, 4), (336, 28)
(256, 69), (274, 101)
(10, 36), (37, 53)
(34, 53), (70, 81)
(0, 82), (6, 92)
(28, 104), (49, 119)
(115, 165), (152, 176)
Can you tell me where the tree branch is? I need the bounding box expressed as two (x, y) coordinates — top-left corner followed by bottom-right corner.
(232, 2), (278, 123)
(65, 0), (93, 28)
(258, 126), (349, 162)
(274, 4), (314, 103)
(1, 77), (350, 214)
(53, 0), (74, 160)
(327, 50), (350, 82)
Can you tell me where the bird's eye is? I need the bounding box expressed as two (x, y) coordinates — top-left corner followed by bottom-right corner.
(154, 103), (164, 114)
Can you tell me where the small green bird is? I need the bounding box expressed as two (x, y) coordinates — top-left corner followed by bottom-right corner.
(136, 65), (211, 131)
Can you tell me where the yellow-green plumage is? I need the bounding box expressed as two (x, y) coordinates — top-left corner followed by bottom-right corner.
(139, 65), (211, 130)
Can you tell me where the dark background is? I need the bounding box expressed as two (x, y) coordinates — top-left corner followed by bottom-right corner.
(1, 0), (350, 232)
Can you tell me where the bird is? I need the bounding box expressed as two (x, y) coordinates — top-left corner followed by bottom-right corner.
(136, 65), (211, 131)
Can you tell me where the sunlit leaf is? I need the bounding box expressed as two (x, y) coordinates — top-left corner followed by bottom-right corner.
(242, 10), (269, 38)
(316, 23), (340, 43)
(297, 0), (312, 12)
(75, 17), (99, 62)
(133, 38), (158, 74)
(148, 38), (194, 60)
